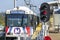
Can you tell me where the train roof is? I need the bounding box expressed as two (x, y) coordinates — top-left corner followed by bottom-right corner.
(6, 6), (37, 16)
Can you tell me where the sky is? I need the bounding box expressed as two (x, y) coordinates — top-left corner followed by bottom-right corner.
(0, 0), (54, 12)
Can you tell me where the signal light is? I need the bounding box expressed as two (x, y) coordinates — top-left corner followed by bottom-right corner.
(43, 10), (47, 15)
(44, 36), (51, 40)
(40, 3), (50, 22)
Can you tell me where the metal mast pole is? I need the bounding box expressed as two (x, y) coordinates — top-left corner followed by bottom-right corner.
(14, 0), (16, 8)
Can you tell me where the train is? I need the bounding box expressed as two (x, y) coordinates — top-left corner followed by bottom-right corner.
(5, 6), (39, 40)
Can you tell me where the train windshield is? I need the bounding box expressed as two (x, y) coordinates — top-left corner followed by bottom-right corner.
(7, 14), (28, 27)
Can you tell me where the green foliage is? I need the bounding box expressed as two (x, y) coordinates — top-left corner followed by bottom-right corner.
(0, 13), (5, 26)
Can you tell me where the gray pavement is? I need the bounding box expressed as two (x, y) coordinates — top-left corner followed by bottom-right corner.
(49, 33), (60, 40)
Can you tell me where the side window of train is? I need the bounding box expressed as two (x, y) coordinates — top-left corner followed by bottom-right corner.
(29, 15), (38, 27)
(33, 15), (37, 26)
(29, 15), (33, 26)
(37, 16), (39, 25)
(32, 15), (36, 27)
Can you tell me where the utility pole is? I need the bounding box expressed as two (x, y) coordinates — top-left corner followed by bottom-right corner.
(14, 0), (16, 8)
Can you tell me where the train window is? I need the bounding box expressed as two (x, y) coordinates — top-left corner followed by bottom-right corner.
(6, 14), (28, 27)
(28, 15), (38, 27)
(23, 18), (27, 26)
(22, 14), (28, 26)
(7, 14), (22, 27)
(6, 14), (39, 28)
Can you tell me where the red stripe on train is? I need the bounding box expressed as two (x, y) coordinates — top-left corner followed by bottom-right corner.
(5, 26), (9, 33)
(26, 26), (30, 36)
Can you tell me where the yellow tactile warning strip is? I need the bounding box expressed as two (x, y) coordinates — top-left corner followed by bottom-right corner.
(31, 23), (42, 39)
